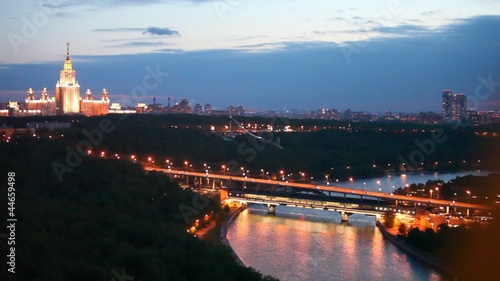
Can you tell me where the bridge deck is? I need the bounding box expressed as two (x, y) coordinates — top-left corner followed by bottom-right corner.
(144, 166), (492, 211)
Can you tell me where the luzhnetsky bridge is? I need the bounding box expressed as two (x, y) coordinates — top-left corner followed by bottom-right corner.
(144, 166), (492, 220)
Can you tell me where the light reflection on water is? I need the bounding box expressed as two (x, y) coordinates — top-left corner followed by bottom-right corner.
(227, 205), (442, 281)
(329, 170), (490, 193)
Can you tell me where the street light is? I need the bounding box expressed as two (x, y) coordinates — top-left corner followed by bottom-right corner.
(222, 165), (226, 175)
(467, 190), (471, 202)
(430, 189), (433, 199)
(185, 161), (189, 172)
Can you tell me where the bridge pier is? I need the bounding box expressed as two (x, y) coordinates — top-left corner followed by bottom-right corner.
(267, 204), (276, 214)
(340, 211), (351, 222)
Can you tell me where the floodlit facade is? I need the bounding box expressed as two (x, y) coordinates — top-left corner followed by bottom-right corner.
(25, 87), (57, 116)
(23, 43), (112, 117)
(55, 43), (81, 115)
(81, 89), (110, 116)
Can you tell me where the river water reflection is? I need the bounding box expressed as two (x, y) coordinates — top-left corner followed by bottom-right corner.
(227, 171), (494, 280)
(228, 206), (442, 281)
(329, 170), (490, 193)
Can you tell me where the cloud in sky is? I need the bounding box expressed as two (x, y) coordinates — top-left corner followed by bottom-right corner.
(41, 0), (211, 9)
(94, 27), (180, 36)
(93, 28), (145, 32)
(106, 41), (171, 48)
(370, 24), (430, 35)
(143, 27), (180, 36)
(42, 0), (159, 9)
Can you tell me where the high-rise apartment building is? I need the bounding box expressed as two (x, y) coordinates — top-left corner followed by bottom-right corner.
(442, 90), (467, 121)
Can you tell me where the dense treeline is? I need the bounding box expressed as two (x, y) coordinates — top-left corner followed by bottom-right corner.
(3, 114), (500, 181)
(401, 217), (500, 281)
(0, 139), (277, 281)
(394, 174), (500, 205)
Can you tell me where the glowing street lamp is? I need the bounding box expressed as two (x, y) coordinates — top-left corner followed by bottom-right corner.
(222, 165), (226, 175)
(430, 189), (433, 199)
(185, 161), (189, 172)
(467, 190), (471, 202)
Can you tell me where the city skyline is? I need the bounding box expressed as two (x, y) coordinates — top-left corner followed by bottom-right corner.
(1, 1), (499, 112)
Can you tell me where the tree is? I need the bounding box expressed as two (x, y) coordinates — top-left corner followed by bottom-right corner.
(383, 211), (396, 228)
(398, 223), (407, 236)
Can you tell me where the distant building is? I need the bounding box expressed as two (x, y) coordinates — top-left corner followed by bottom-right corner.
(23, 43), (111, 117)
(204, 104), (212, 115)
(442, 90), (467, 122)
(442, 89), (453, 121)
(417, 111), (440, 124)
(7, 102), (19, 117)
(55, 43), (81, 115)
(227, 105), (235, 116)
(311, 108), (339, 120)
(194, 103), (203, 115)
(81, 89), (110, 116)
(465, 110), (481, 125)
(452, 94), (467, 120)
(171, 99), (191, 113)
(136, 103), (147, 114)
(25, 87), (56, 116)
(235, 105), (245, 116)
(148, 97), (162, 113)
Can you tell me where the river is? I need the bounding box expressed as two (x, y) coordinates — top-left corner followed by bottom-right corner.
(227, 170), (492, 281)
(328, 170), (490, 193)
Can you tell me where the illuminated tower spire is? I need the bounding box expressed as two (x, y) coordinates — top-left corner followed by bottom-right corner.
(66, 42), (70, 60)
(56, 42), (80, 114)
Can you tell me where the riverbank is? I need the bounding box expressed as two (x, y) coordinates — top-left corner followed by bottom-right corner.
(220, 206), (246, 267)
(375, 221), (456, 280)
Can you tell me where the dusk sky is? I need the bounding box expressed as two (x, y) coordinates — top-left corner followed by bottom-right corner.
(1, 0), (499, 112)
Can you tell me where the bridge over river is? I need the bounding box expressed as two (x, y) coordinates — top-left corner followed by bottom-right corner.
(144, 166), (492, 220)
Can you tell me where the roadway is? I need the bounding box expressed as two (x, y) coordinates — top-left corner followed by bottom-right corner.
(144, 166), (492, 211)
